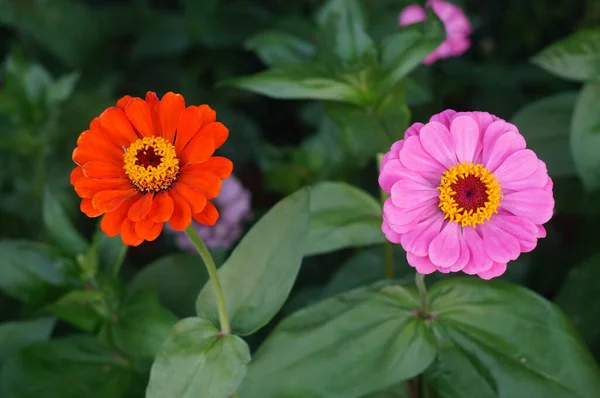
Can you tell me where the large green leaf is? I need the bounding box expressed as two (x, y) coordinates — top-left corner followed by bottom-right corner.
(0, 240), (66, 302)
(0, 317), (55, 362)
(196, 188), (310, 335)
(47, 290), (106, 332)
(532, 28), (600, 82)
(306, 182), (384, 256)
(571, 83), (600, 190)
(42, 187), (88, 258)
(129, 253), (209, 318)
(101, 290), (177, 359)
(239, 282), (437, 398)
(1, 335), (132, 398)
(424, 278), (600, 398)
(245, 31), (316, 68)
(146, 317), (250, 398)
(511, 92), (578, 177)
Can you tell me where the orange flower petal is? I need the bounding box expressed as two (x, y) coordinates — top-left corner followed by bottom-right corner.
(179, 136), (215, 166)
(98, 107), (139, 146)
(193, 201), (219, 226)
(125, 98), (155, 138)
(167, 191), (192, 231)
(101, 199), (135, 237)
(174, 106), (203, 154)
(73, 144), (122, 166)
(174, 182), (207, 214)
(145, 92), (161, 137)
(116, 95), (133, 110)
(92, 188), (136, 213)
(149, 192), (174, 223)
(80, 199), (103, 217)
(198, 122), (228, 149)
(197, 104), (217, 126)
(159, 92), (185, 143)
(70, 167), (84, 186)
(135, 217), (163, 241)
(182, 157), (233, 179)
(77, 129), (121, 153)
(127, 193), (154, 222)
(74, 177), (131, 198)
(179, 170), (221, 199)
(121, 218), (144, 246)
(83, 162), (126, 179)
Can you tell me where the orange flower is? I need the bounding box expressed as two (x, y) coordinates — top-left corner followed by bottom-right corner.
(71, 91), (233, 246)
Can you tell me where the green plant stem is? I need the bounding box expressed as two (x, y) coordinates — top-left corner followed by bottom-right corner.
(377, 153), (394, 279)
(185, 225), (231, 335)
(415, 272), (428, 314)
(111, 243), (128, 279)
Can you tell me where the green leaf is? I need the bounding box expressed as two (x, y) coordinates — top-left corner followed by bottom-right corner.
(129, 253), (209, 318)
(1, 335), (132, 398)
(146, 317), (250, 398)
(532, 28), (600, 82)
(93, 227), (126, 274)
(196, 188), (310, 335)
(556, 252), (600, 355)
(245, 31), (316, 67)
(239, 282), (437, 398)
(224, 65), (363, 104)
(306, 182), (384, 256)
(511, 92), (578, 177)
(47, 290), (105, 332)
(571, 83), (600, 190)
(375, 84), (411, 142)
(0, 318), (55, 362)
(0, 240), (66, 302)
(378, 12), (445, 91)
(42, 187), (88, 258)
(424, 278), (600, 398)
(46, 72), (80, 105)
(101, 290), (177, 359)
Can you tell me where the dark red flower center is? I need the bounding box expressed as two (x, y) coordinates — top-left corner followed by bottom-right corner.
(450, 175), (489, 211)
(136, 147), (163, 168)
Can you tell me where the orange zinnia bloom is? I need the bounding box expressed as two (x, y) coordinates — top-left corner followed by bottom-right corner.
(70, 91), (233, 246)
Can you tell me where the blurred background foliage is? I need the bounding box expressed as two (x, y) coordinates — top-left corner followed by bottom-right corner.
(2, 0), (600, 396)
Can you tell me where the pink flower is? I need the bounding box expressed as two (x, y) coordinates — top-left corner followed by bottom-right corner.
(398, 0), (472, 64)
(379, 110), (554, 279)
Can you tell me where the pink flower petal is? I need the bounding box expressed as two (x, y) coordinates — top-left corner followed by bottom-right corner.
(405, 122), (424, 138)
(419, 121), (458, 168)
(480, 222), (521, 264)
(407, 252), (437, 274)
(494, 149), (538, 184)
(429, 109), (457, 127)
(482, 121), (522, 165)
(478, 262), (507, 280)
(451, 115), (480, 163)
(391, 179), (440, 209)
(449, 233), (470, 271)
(398, 4), (427, 26)
(501, 189), (554, 225)
(484, 131), (526, 172)
(382, 221), (402, 244)
(428, 221), (461, 268)
(502, 160), (550, 192)
(401, 214), (445, 257)
(400, 136), (446, 175)
(462, 227), (493, 274)
(384, 199), (438, 232)
(492, 214), (538, 253)
(537, 225), (547, 238)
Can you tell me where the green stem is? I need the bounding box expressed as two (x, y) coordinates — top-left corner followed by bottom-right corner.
(377, 153), (394, 279)
(185, 225), (231, 335)
(111, 243), (128, 279)
(414, 272), (429, 315)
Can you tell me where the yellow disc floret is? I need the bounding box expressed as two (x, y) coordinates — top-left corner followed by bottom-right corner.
(123, 137), (180, 193)
(437, 161), (502, 228)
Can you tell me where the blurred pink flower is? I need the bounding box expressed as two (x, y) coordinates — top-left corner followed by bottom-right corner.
(379, 110), (554, 279)
(173, 175), (252, 250)
(398, 0), (472, 64)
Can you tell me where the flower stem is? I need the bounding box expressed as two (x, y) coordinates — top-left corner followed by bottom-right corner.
(415, 272), (429, 315)
(377, 153), (394, 279)
(185, 225), (231, 335)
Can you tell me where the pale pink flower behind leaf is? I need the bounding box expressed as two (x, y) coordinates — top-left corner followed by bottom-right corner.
(398, 0), (472, 64)
(379, 110), (554, 280)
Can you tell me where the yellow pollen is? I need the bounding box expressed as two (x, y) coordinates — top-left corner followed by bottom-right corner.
(123, 137), (179, 193)
(437, 161), (502, 228)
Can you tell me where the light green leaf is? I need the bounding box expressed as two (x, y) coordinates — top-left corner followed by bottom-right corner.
(42, 187), (88, 258)
(101, 290), (177, 359)
(46, 72), (80, 105)
(511, 92), (578, 177)
(0, 318), (55, 362)
(1, 335), (132, 398)
(239, 282), (437, 398)
(196, 188), (310, 335)
(571, 83), (600, 190)
(245, 31), (316, 67)
(47, 290), (105, 332)
(532, 28), (600, 82)
(146, 317), (250, 398)
(306, 182), (384, 256)
(424, 278), (600, 398)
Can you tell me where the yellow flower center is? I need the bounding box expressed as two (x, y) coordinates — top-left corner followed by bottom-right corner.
(123, 137), (179, 193)
(437, 161), (502, 228)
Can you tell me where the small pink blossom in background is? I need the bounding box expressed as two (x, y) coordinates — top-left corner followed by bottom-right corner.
(398, 0), (472, 64)
(379, 110), (554, 279)
(173, 175), (252, 251)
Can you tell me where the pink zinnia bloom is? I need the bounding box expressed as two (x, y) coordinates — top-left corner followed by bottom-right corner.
(379, 110), (554, 279)
(398, 0), (472, 65)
